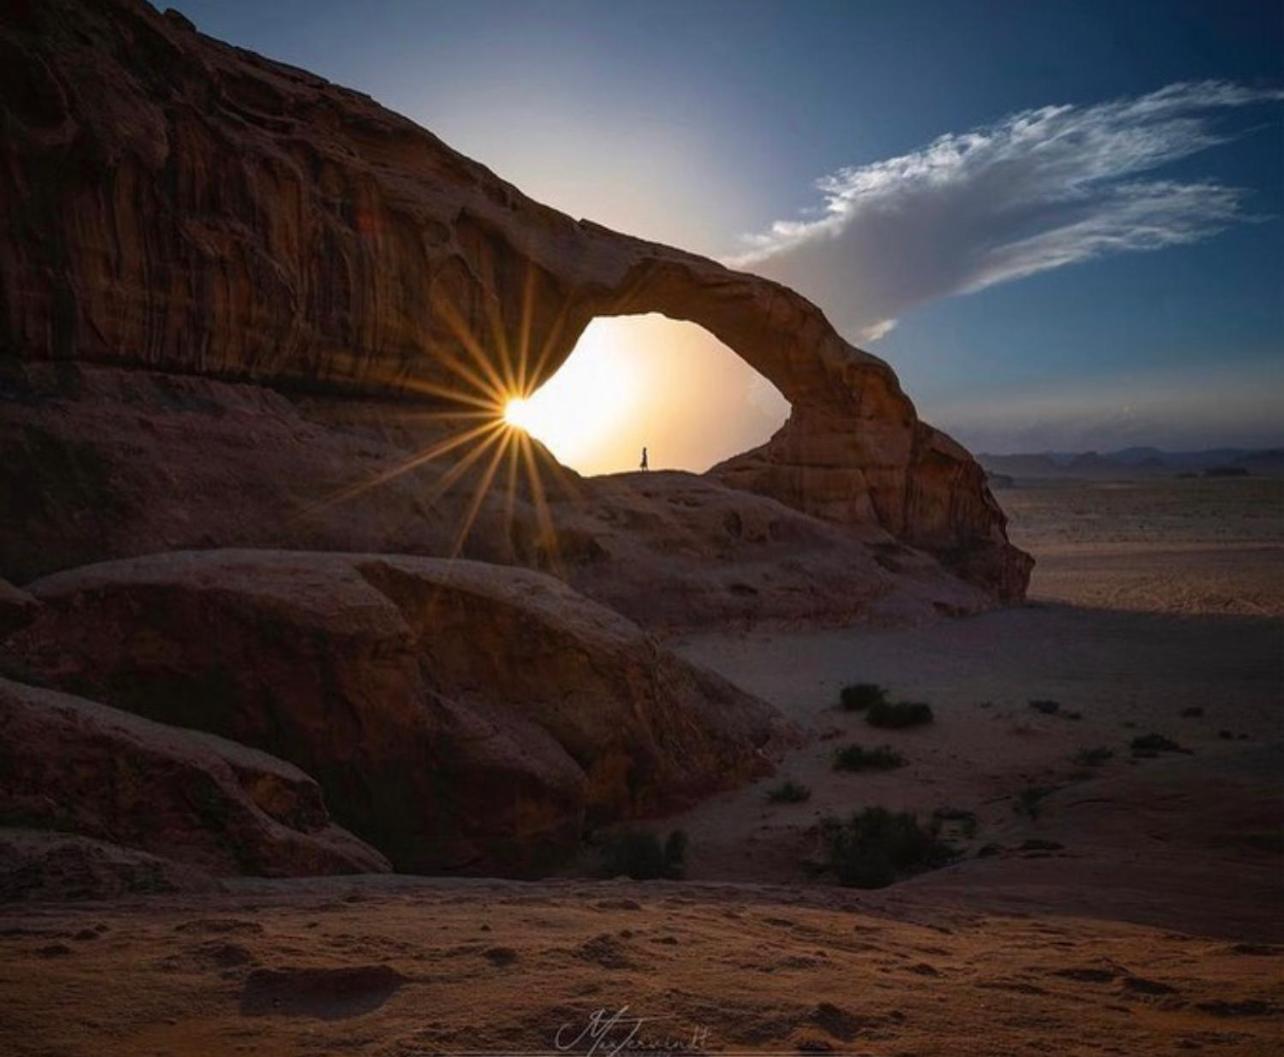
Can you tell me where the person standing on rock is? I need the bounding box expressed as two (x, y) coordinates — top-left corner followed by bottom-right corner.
(640, 446), (649, 471)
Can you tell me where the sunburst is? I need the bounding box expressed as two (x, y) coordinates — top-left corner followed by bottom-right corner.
(300, 263), (574, 566)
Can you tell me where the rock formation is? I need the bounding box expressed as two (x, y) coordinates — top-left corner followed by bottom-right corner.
(0, 362), (994, 626)
(0, 0), (1032, 883)
(0, 676), (390, 877)
(6, 550), (783, 873)
(0, 0), (1030, 604)
(0, 828), (221, 901)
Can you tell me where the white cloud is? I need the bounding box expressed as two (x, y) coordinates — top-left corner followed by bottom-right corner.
(728, 81), (1282, 343)
(858, 318), (897, 343)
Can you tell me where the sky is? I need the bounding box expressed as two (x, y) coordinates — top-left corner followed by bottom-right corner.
(167, 0), (1283, 468)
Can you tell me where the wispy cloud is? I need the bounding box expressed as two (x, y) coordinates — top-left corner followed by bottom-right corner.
(728, 81), (1282, 343)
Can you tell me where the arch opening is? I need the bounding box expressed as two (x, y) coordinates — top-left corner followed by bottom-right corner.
(508, 313), (790, 477)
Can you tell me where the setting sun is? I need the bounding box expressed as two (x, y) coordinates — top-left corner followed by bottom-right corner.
(493, 318), (642, 473)
(503, 397), (531, 430)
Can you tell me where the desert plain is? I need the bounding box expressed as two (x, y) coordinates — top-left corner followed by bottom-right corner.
(2, 474), (1280, 1057)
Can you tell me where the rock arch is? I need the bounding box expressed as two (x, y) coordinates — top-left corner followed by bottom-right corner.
(0, 0), (1030, 600)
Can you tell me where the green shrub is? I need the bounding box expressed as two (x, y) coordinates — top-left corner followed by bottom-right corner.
(833, 743), (905, 772)
(866, 700), (934, 729)
(1072, 746), (1114, 768)
(766, 780), (812, 803)
(1130, 733), (1187, 756)
(821, 808), (956, 889)
(839, 683), (888, 711)
(600, 829), (688, 880)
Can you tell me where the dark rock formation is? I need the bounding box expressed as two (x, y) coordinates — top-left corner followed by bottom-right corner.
(0, 362), (994, 626)
(0, 827), (221, 901)
(6, 550), (785, 873)
(0, 676), (390, 877)
(0, 0), (1030, 603)
(0, 578), (37, 635)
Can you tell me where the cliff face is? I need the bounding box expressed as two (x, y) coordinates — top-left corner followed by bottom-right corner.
(0, 0), (1030, 599)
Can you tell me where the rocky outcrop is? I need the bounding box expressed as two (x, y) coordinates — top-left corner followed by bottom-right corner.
(5, 550), (784, 873)
(0, 362), (993, 626)
(0, 0), (1029, 600)
(0, 828), (221, 901)
(0, 677), (390, 878)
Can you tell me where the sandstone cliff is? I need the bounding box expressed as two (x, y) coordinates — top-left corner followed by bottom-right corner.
(0, 0), (1030, 601)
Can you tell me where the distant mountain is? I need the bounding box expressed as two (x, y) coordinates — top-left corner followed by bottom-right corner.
(979, 448), (1284, 480)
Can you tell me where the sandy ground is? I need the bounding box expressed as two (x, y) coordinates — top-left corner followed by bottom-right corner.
(1, 477), (1281, 1055)
(660, 478), (1282, 888)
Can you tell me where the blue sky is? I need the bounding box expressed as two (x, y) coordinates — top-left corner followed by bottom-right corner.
(167, 0), (1283, 453)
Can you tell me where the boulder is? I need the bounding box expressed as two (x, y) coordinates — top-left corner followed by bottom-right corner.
(0, 828), (220, 902)
(0, 0), (1030, 602)
(6, 550), (785, 873)
(0, 677), (390, 878)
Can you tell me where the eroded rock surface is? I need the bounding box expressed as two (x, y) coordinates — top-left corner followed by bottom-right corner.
(0, 364), (991, 628)
(0, 829), (221, 902)
(0, 0), (1029, 601)
(0, 677), (389, 879)
(6, 550), (784, 873)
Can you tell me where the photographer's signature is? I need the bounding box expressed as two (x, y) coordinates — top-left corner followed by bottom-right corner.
(554, 1005), (710, 1056)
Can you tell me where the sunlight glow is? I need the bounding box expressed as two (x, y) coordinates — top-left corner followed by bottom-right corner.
(505, 320), (641, 471)
(504, 397), (532, 430)
(512, 314), (787, 476)
(302, 274), (787, 567)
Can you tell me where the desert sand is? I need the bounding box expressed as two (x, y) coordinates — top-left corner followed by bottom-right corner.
(2, 477), (1280, 1056)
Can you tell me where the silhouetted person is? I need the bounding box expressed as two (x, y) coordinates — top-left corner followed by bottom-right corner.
(640, 446), (649, 470)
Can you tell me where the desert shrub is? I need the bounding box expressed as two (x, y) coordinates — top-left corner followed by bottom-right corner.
(1073, 746), (1114, 768)
(1029, 699), (1061, 715)
(932, 806), (979, 839)
(821, 808), (956, 889)
(767, 780), (812, 804)
(866, 700), (934, 729)
(1130, 733), (1187, 756)
(840, 683), (888, 711)
(833, 743), (905, 772)
(1014, 785), (1056, 820)
(600, 829), (687, 880)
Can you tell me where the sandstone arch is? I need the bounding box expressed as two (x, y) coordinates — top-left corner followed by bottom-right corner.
(0, 0), (1030, 600)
